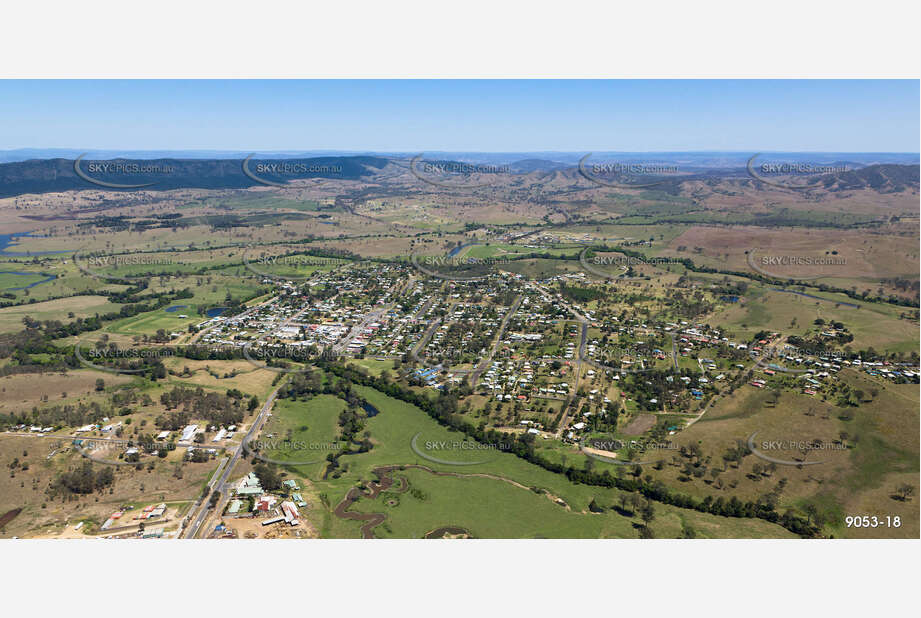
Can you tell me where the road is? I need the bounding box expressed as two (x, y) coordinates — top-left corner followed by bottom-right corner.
(467, 294), (523, 385)
(684, 393), (719, 429)
(182, 385), (282, 539)
(331, 278), (414, 356)
(410, 316), (443, 362)
(333, 303), (393, 355)
(185, 293), (280, 344)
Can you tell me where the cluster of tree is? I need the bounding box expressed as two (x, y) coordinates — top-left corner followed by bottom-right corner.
(48, 462), (114, 498)
(253, 463), (282, 491)
(660, 289), (714, 319)
(603, 243), (919, 308)
(0, 328), (62, 361)
(559, 284), (605, 303)
(22, 282), (188, 331)
(1, 399), (112, 430)
(276, 369), (377, 477)
(321, 361), (819, 538)
(882, 277), (920, 294)
(158, 386), (247, 427)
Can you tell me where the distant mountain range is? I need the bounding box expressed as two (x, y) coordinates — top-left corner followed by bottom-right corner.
(1, 149), (917, 167)
(0, 154), (916, 198)
(0, 156), (389, 198)
(816, 163), (920, 192)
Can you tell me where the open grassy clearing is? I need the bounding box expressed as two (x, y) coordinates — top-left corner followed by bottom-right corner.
(257, 395), (347, 467)
(161, 358), (279, 400)
(707, 284), (918, 352)
(268, 379), (794, 538)
(0, 370), (133, 415)
(0, 295), (122, 333)
(666, 372), (919, 538)
(0, 434), (221, 538)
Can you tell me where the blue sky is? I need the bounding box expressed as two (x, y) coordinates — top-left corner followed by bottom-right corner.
(0, 80), (916, 152)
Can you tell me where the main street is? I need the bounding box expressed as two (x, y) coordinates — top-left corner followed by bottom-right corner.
(182, 385), (281, 539)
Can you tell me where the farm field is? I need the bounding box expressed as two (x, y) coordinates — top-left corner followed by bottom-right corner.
(346, 466), (792, 539)
(0, 295), (122, 333)
(0, 434), (221, 539)
(0, 370), (133, 415)
(0, 143), (916, 542)
(266, 381), (795, 538)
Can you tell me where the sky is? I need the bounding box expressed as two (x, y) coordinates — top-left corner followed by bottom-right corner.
(0, 80), (916, 152)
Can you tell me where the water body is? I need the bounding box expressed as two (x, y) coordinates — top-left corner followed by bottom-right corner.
(448, 243), (475, 257)
(772, 288), (859, 308)
(361, 401), (381, 417)
(1, 271), (57, 290)
(206, 307), (228, 318)
(164, 305), (188, 313)
(0, 232), (69, 257)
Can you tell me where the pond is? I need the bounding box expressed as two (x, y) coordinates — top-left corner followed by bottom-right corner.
(0, 232), (69, 257)
(1, 271), (57, 290)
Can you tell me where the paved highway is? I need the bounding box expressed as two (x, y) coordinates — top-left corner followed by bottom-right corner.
(183, 385), (281, 539)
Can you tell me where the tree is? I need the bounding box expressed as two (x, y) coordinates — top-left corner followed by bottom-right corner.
(804, 503), (818, 525)
(253, 463), (281, 491)
(639, 501), (656, 526)
(895, 484), (915, 501)
(629, 492), (642, 514)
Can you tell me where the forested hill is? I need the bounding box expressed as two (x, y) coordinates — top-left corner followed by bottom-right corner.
(0, 155), (390, 197)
